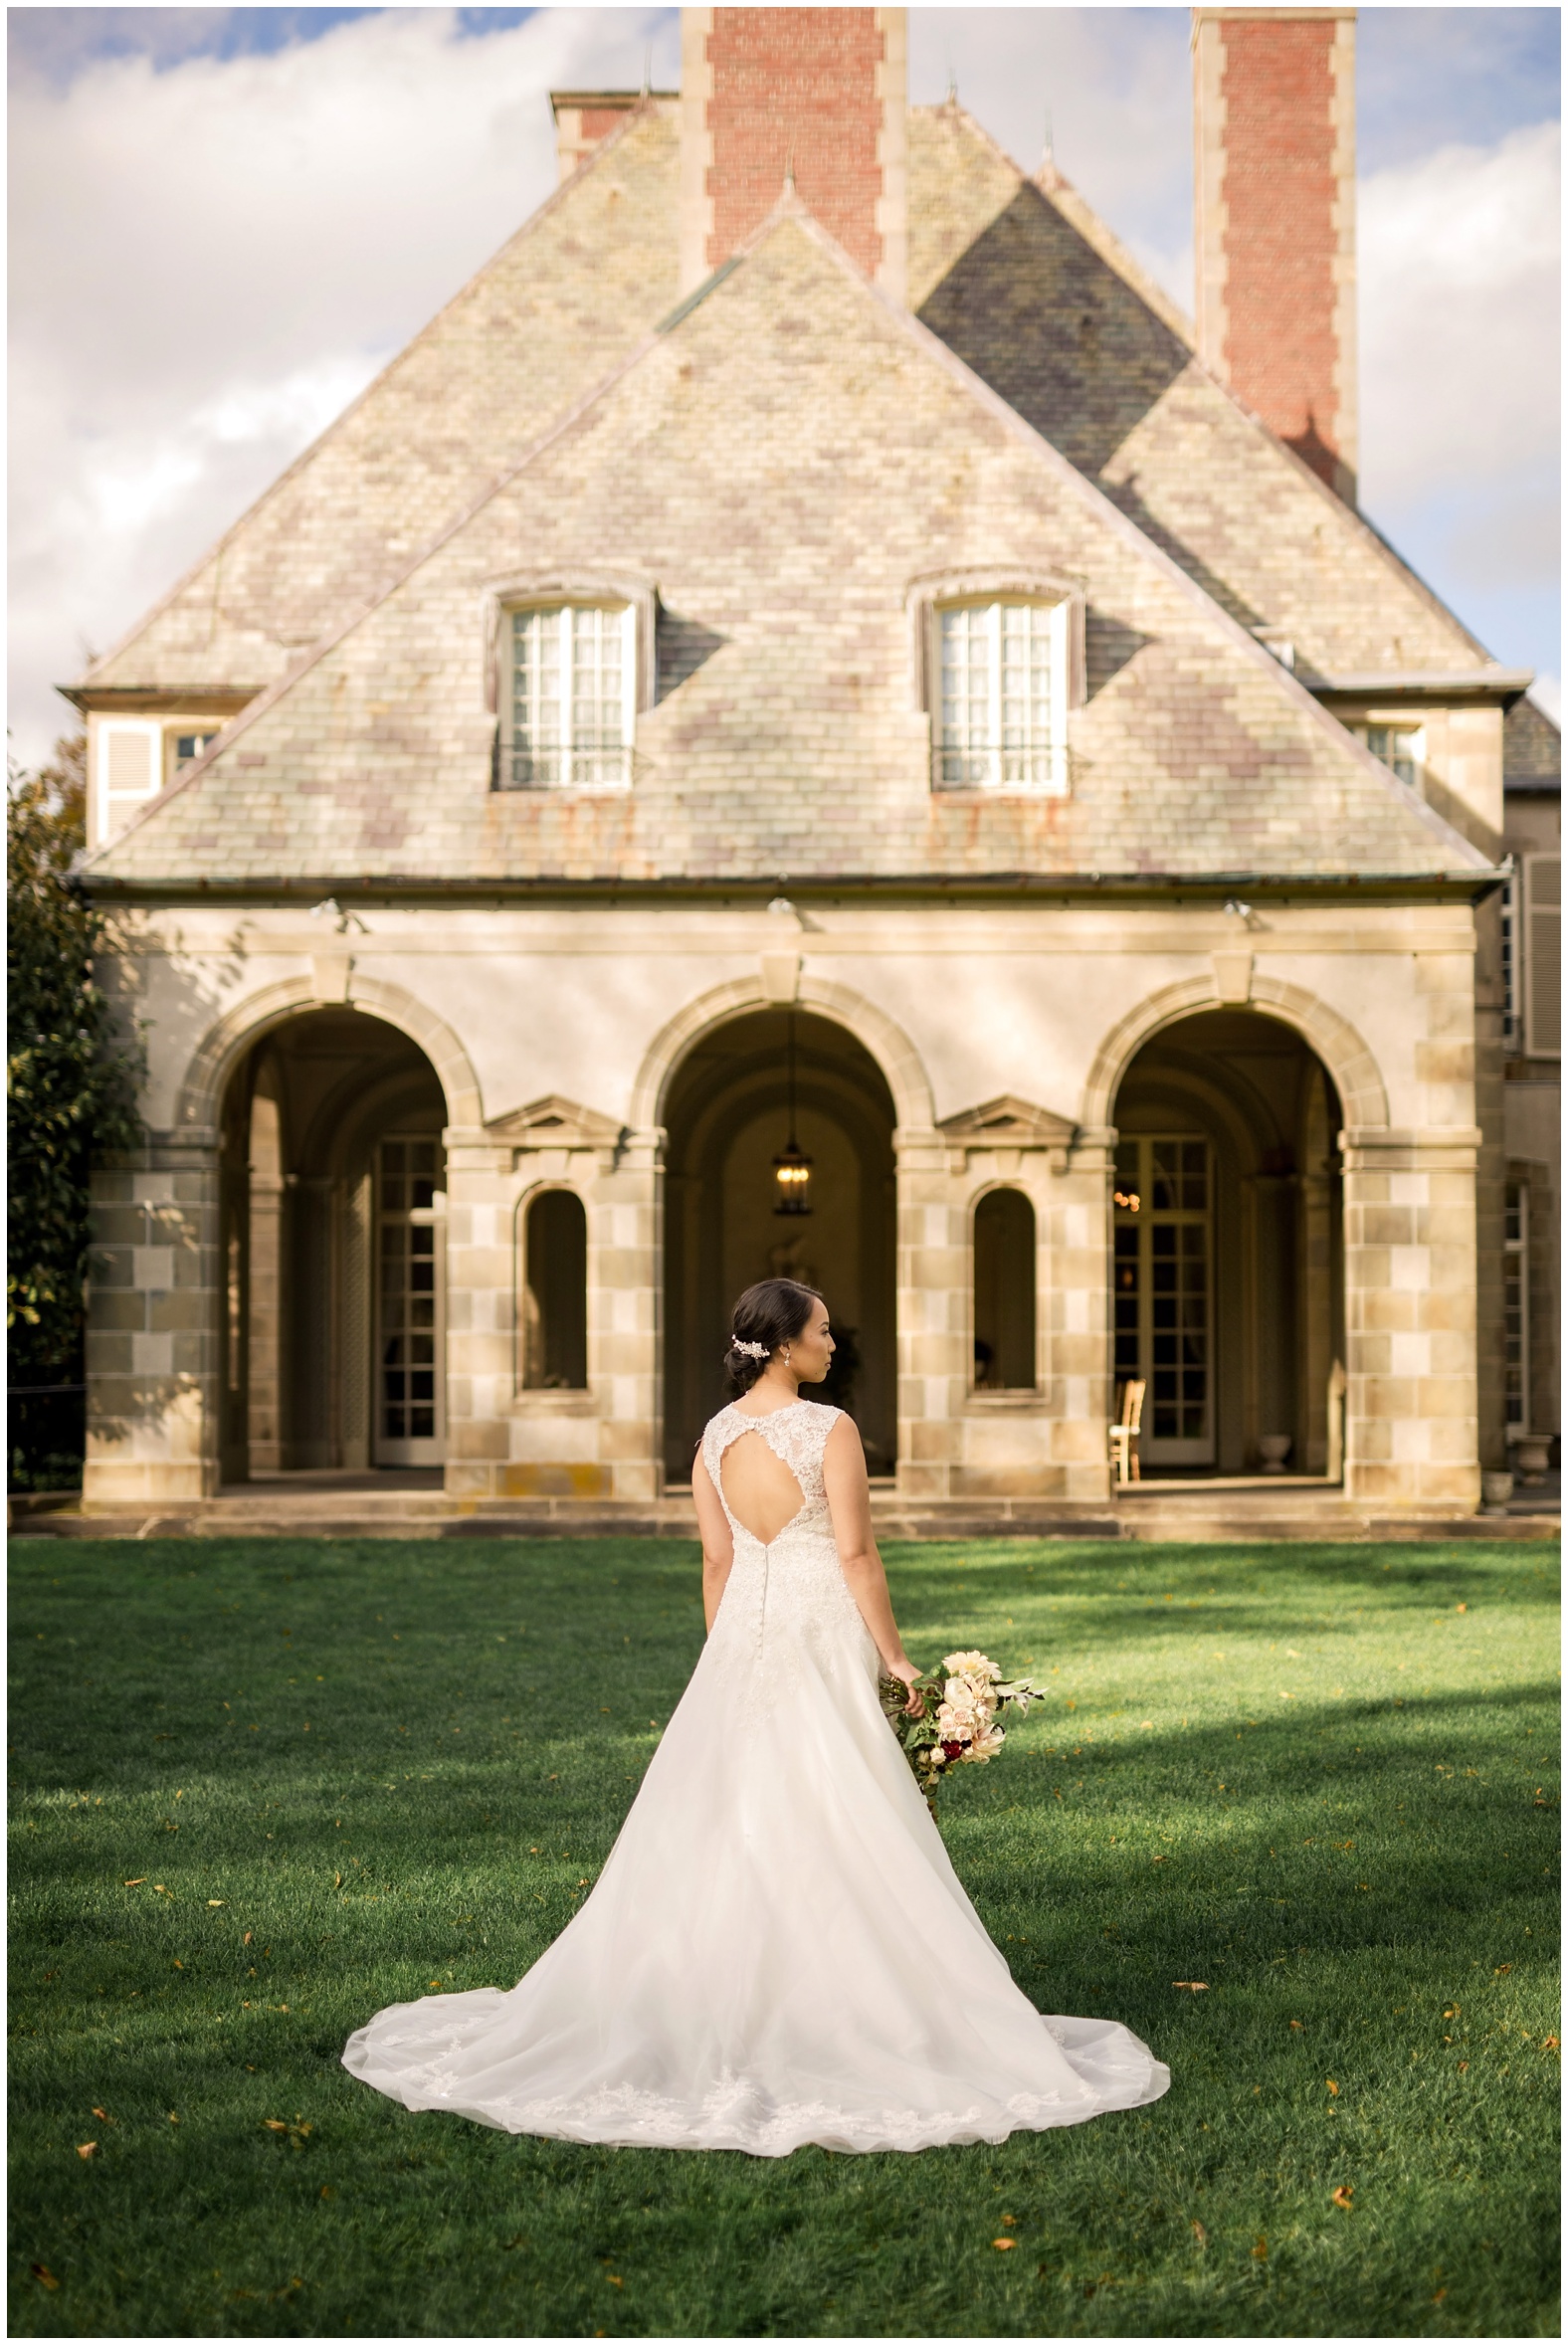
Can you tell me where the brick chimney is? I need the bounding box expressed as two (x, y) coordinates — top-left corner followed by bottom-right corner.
(1192, 7), (1357, 502)
(549, 89), (678, 184)
(679, 8), (907, 302)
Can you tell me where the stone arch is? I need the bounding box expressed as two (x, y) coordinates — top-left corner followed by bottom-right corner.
(630, 972), (936, 1136)
(1080, 972), (1390, 1136)
(173, 972), (485, 1137)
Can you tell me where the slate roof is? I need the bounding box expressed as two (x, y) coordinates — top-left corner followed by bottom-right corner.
(78, 101), (683, 697)
(84, 209), (1490, 889)
(906, 103), (1489, 683)
(1503, 696), (1562, 793)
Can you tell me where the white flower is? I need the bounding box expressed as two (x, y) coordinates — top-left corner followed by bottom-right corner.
(962, 1725), (1006, 1764)
(942, 1649), (1001, 1682)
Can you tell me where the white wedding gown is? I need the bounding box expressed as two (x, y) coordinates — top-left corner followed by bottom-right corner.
(342, 1399), (1170, 2154)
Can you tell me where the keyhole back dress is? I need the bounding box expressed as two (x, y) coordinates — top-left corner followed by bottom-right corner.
(342, 1398), (1169, 2153)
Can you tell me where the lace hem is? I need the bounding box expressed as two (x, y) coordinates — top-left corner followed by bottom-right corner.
(341, 2058), (1166, 2156)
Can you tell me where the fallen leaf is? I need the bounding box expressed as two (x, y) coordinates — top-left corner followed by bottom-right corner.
(123, 1877), (145, 1887)
(1252, 2237), (1268, 2260)
(1458, 2060), (1470, 2071)
(606, 2275), (624, 2287)
(1289, 2020), (1303, 2031)
(263, 2119), (289, 2133)
(1542, 2036), (1559, 2052)
(1173, 1981), (1209, 1992)
(243, 1931), (252, 1946)
(320, 2185), (334, 2199)
(31, 2264), (59, 2290)
(91, 2107), (110, 2122)
(207, 1899), (225, 1907)
(1432, 2288), (1448, 2304)
(167, 2111), (179, 2125)
(1331, 2185), (1354, 2211)
(1326, 2079), (1339, 2096)
(1190, 2220), (1207, 2247)
(76, 2143), (98, 2159)
(992, 2239), (1017, 2251)
(1493, 1963), (1513, 1975)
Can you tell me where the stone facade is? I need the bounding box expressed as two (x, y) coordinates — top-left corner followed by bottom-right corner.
(72, 8), (1555, 1517)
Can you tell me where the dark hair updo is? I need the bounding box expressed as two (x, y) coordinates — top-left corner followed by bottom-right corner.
(722, 1278), (824, 1396)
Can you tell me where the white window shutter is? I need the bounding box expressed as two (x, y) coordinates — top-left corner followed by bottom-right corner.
(1523, 853), (1561, 1059)
(97, 718), (162, 842)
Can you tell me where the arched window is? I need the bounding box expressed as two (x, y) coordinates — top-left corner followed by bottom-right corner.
(522, 1190), (588, 1389)
(973, 1189), (1036, 1390)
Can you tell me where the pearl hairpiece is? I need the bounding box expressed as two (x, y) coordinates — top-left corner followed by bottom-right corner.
(729, 1337), (769, 1359)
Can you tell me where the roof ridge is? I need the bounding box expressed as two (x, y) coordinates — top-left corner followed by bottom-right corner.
(71, 97), (674, 697)
(86, 198), (1491, 880)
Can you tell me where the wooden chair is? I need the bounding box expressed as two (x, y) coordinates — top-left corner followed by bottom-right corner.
(1109, 1379), (1145, 1487)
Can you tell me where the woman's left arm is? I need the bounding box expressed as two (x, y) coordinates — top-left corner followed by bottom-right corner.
(691, 1452), (735, 1632)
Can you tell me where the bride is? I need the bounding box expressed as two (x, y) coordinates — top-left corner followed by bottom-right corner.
(343, 1278), (1169, 2154)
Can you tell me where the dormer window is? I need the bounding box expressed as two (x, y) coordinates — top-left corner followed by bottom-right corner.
(924, 592), (1075, 795)
(1350, 720), (1424, 788)
(505, 602), (635, 791)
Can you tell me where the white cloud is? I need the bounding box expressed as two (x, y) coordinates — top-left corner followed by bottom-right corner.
(7, 6), (679, 762)
(1359, 119), (1560, 515)
(7, 7), (1559, 764)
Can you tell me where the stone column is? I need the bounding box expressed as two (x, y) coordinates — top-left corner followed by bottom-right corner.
(1341, 1126), (1481, 1510)
(443, 1126), (514, 1498)
(595, 1126), (664, 1502)
(84, 1134), (220, 1507)
(894, 1122), (962, 1499)
(444, 1122), (664, 1505)
(1051, 1131), (1116, 1501)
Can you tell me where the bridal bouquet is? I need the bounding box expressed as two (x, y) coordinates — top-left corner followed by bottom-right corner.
(878, 1650), (1048, 1812)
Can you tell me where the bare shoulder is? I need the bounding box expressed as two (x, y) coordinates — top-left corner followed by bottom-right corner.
(822, 1410), (866, 1471)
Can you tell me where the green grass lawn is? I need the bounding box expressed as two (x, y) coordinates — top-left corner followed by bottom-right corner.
(8, 1534), (1560, 2338)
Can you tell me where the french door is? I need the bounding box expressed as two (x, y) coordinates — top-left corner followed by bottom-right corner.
(1113, 1135), (1215, 1466)
(373, 1134), (445, 1466)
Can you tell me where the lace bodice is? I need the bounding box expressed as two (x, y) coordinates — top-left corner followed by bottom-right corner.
(700, 1398), (839, 1546)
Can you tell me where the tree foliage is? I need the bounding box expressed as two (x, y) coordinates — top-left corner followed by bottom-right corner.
(7, 732), (144, 1386)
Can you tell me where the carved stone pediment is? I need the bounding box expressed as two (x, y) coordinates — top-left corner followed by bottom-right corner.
(938, 1094), (1078, 1149)
(486, 1093), (625, 1151)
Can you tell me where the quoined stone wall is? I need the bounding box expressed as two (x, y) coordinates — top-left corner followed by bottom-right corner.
(84, 897), (1483, 1512)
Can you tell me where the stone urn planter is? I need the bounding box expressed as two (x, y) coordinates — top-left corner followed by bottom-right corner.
(1257, 1434), (1292, 1473)
(1509, 1435), (1552, 1486)
(1480, 1469), (1514, 1511)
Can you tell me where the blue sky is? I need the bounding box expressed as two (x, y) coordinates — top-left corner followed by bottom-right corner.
(8, 6), (1559, 760)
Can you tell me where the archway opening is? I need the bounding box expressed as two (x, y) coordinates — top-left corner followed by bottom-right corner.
(219, 1007), (448, 1483)
(1111, 1007), (1344, 1477)
(663, 1008), (897, 1479)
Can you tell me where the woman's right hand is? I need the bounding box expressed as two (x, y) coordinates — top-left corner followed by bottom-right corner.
(884, 1656), (925, 1715)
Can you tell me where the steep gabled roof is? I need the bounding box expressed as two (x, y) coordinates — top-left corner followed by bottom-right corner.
(75, 100), (682, 698)
(84, 207), (1491, 891)
(907, 101), (1494, 684)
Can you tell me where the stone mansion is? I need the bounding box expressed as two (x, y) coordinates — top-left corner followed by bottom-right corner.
(73, 7), (1560, 1515)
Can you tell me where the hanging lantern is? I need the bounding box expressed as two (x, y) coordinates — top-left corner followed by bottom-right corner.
(773, 1011), (814, 1217)
(773, 1135), (813, 1216)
